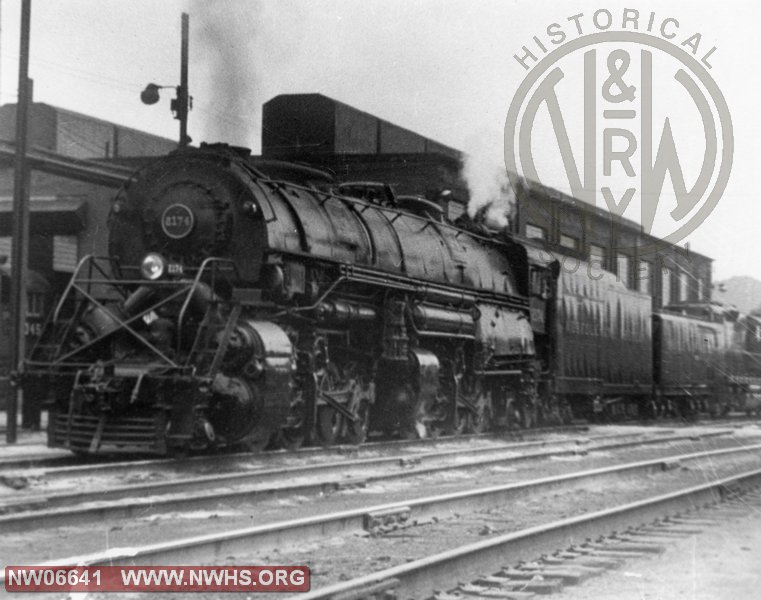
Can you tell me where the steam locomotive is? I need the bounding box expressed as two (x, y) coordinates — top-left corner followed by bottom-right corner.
(25, 143), (761, 455)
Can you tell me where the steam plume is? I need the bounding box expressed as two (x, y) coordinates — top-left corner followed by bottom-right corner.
(462, 129), (514, 230)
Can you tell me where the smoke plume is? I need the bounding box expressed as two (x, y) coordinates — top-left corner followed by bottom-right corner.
(189, 1), (263, 147)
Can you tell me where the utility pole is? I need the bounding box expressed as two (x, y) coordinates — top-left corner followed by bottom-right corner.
(178, 12), (189, 147)
(0, 0), (4, 105)
(141, 13), (191, 148)
(7, 0), (32, 443)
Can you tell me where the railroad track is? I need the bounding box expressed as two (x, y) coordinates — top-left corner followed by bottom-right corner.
(0, 426), (590, 472)
(0, 429), (734, 532)
(2, 437), (758, 581)
(302, 470), (761, 599)
(1, 413), (754, 471)
(0, 423), (734, 490)
(0, 427), (687, 490)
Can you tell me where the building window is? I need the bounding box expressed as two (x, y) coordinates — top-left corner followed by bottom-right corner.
(679, 270), (689, 302)
(589, 244), (605, 269)
(525, 224), (545, 240)
(27, 292), (44, 317)
(0, 236), (11, 263)
(53, 236), (78, 273)
(662, 267), (671, 306)
(616, 254), (629, 287)
(559, 234), (578, 250)
(638, 261), (652, 295)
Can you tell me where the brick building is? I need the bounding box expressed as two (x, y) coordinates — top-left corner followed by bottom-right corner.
(0, 103), (175, 286)
(0, 104), (174, 413)
(513, 179), (713, 309)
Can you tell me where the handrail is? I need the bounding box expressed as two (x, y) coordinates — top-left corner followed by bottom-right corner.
(52, 283), (188, 367)
(176, 257), (240, 353)
(53, 255), (122, 323)
(32, 255), (243, 374)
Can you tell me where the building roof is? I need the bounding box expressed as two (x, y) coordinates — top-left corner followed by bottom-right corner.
(0, 102), (178, 159)
(262, 93), (462, 161)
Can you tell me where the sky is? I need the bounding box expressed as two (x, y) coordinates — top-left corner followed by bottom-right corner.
(0, 0), (758, 283)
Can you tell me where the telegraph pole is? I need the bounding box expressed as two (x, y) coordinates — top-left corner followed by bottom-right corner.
(8, 0), (32, 443)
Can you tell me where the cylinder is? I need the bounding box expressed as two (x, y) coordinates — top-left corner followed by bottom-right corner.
(316, 300), (377, 323)
(411, 303), (475, 335)
(418, 288), (476, 307)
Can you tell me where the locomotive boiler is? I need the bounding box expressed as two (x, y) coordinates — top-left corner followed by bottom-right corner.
(29, 143), (557, 454)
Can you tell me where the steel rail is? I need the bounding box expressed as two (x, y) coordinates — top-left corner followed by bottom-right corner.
(0, 430), (730, 532)
(3, 440), (758, 569)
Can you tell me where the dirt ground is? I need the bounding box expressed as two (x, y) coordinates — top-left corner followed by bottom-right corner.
(557, 504), (761, 600)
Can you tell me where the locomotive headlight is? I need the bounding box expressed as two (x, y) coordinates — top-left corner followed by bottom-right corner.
(140, 253), (166, 280)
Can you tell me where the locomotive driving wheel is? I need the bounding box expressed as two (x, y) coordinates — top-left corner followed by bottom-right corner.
(518, 392), (537, 429)
(429, 360), (467, 437)
(316, 363), (343, 446)
(466, 381), (493, 434)
(402, 387), (430, 439)
(450, 362), (471, 435)
(344, 374), (372, 445)
(315, 361), (373, 446)
(345, 397), (371, 445)
(278, 342), (312, 450)
(279, 387), (308, 450)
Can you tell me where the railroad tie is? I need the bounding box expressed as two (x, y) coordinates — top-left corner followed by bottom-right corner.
(722, 497), (757, 506)
(445, 587), (536, 599)
(540, 554), (622, 570)
(616, 533), (679, 545)
(458, 581), (541, 598)
(522, 560), (605, 576)
(433, 592), (471, 600)
(583, 541), (665, 554)
(632, 525), (702, 536)
(538, 556), (621, 575)
(665, 517), (720, 526)
(571, 546), (651, 560)
(477, 573), (564, 594)
(495, 565), (590, 585)
(467, 576), (534, 589)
